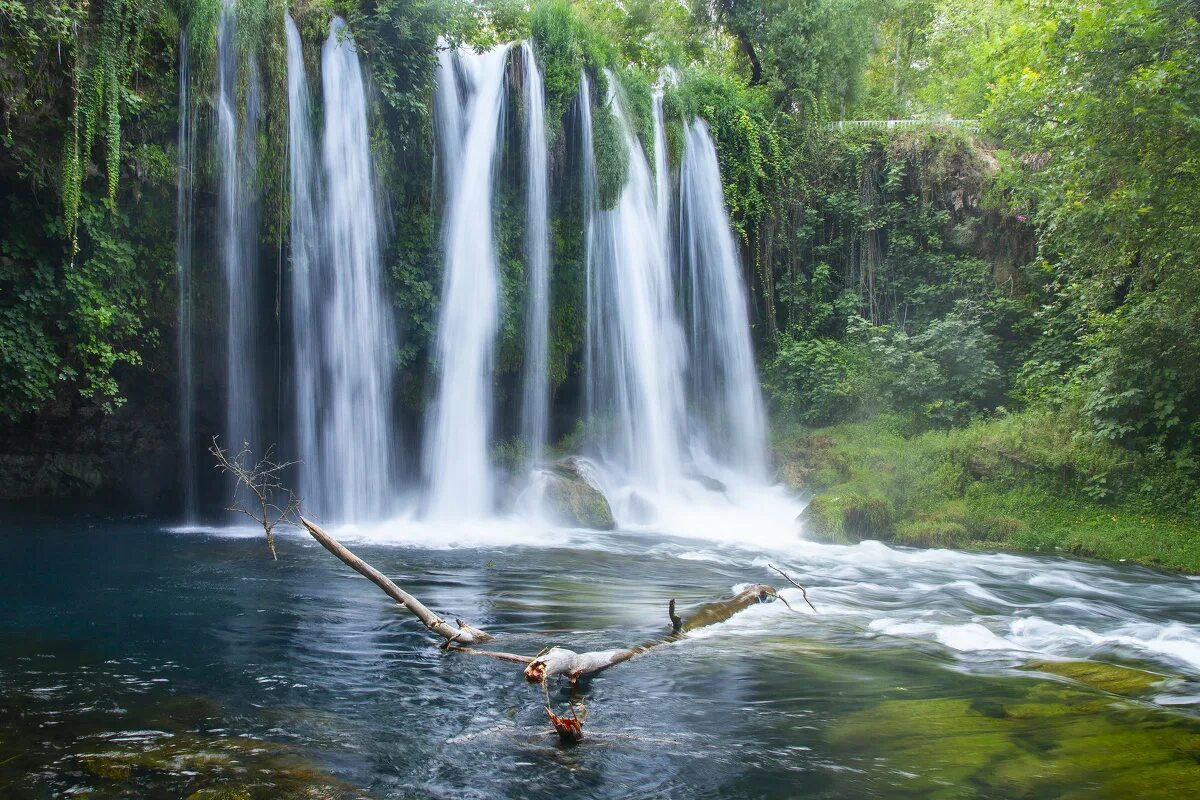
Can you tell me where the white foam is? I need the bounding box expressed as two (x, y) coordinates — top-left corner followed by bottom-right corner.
(869, 619), (1029, 653)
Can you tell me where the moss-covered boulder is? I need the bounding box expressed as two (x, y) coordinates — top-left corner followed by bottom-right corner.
(800, 491), (894, 544)
(1022, 659), (1165, 697)
(544, 459), (615, 530)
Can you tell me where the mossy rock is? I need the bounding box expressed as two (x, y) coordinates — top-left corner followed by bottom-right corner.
(80, 753), (134, 781)
(544, 460), (615, 530)
(830, 697), (1016, 792)
(1022, 659), (1165, 696)
(778, 460), (810, 490)
(687, 472), (727, 493)
(80, 743), (235, 782)
(800, 490), (894, 544)
(187, 789), (253, 800)
(968, 514), (1030, 542)
(832, 690), (1200, 798)
(896, 518), (971, 548)
(798, 494), (846, 543)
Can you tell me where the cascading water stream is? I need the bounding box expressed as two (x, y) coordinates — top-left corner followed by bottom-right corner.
(176, 28), (197, 523)
(652, 88), (672, 273)
(519, 42), (551, 464)
(679, 119), (768, 477)
(582, 71), (688, 497)
(285, 15), (319, 518)
(216, 0), (261, 454)
(285, 17), (397, 522)
(285, 13), (319, 513)
(423, 44), (512, 520)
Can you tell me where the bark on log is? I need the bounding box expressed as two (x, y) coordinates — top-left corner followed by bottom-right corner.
(523, 585), (780, 683)
(300, 516), (491, 644)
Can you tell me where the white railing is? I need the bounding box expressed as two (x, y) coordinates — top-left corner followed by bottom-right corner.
(831, 118), (980, 132)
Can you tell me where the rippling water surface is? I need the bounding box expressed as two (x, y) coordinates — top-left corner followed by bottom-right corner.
(2, 507), (1199, 798)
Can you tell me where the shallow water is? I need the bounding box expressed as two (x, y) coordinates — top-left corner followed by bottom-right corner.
(2, 510), (1200, 798)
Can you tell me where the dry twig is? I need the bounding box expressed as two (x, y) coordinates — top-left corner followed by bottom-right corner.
(768, 563), (818, 613)
(210, 437), (301, 559)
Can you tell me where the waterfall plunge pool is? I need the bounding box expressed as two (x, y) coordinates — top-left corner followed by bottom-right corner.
(2, 511), (1200, 798)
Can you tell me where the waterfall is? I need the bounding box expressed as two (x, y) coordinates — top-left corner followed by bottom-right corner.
(679, 119), (768, 477)
(582, 71), (688, 493)
(176, 28), (197, 522)
(216, 0), (261, 453)
(284, 15), (322, 517)
(423, 44), (511, 520)
(652, 89), (672, 273)
(520, 41), (551, 463)
(284, 17), (398, 522)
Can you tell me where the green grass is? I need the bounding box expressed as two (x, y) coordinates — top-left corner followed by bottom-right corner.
(775, 411), (1200, 572)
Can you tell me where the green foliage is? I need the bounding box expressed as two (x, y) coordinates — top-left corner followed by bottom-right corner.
(856, 0), (1015, 118)
(693, 0), (880, 115)
(0, 192), (170, 418)
(350, 0), (456, 388)
(981, 0), (1200, 454)
(590, 102), (628, 208)
(668, 69), (781, 237)
(765, 334), (875, 426)
(0, 0), (177, 418)
(530, 0), (614, 142)
(780, 411), (1200, 568)
(1080, 270), (1200, 450)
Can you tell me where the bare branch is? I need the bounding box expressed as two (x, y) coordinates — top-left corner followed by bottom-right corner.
(210, 437), (302, 560)
(768, 564), (817, 613)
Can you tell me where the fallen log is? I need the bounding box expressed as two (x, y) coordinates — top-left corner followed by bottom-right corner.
(301, 516), (491, 645)
(522, 584), (781, 683)
(291, 515), (807, 742)
(218, 446), (819, 743)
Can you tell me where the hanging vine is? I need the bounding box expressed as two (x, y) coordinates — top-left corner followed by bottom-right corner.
(60, 0), (142, 250)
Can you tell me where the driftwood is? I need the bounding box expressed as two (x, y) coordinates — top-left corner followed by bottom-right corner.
(522, 584), (781, 683)
(302, 516), (490, 645)
(301, 517), (788, 677)
(296, 516), (808, 741)
(204, 429), (817, 746)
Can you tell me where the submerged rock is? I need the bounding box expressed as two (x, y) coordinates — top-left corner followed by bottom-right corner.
(543, 458), (615, 530)
(623, 490), (656, 524)
(687, 472), (727, 493)
(1023, 659), (1166, 697)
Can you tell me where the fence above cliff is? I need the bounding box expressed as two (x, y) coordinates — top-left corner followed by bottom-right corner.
(830, 119), (981, 132)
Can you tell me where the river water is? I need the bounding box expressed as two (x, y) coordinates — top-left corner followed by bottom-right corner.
(2, 511), (1199, 798)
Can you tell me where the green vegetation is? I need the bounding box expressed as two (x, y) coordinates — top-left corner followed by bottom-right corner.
(760, 0), (1200, 570)
(0, 0), (1196, 568)
(778, 412), (1200, 571)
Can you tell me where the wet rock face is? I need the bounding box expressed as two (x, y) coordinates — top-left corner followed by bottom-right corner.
(543, 458), (616, 530)
(0, 453), (106, 499)
(0, 378), (180, 509)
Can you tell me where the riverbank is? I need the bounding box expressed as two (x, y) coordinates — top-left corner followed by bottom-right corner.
(775, 411), (1200, 573)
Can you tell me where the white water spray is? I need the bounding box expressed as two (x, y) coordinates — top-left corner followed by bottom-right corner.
(582, 71), (688, 494)
(285, 17), (398, 522)
(216, 0), (261, 453)
(424, 45), (512, 519)
(176, 28), (197, 522)
(520, 42), (551, 463)
(679, 119), (768, 477)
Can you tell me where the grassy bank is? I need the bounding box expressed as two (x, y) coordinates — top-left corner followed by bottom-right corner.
(774, 411), (1200, 573)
